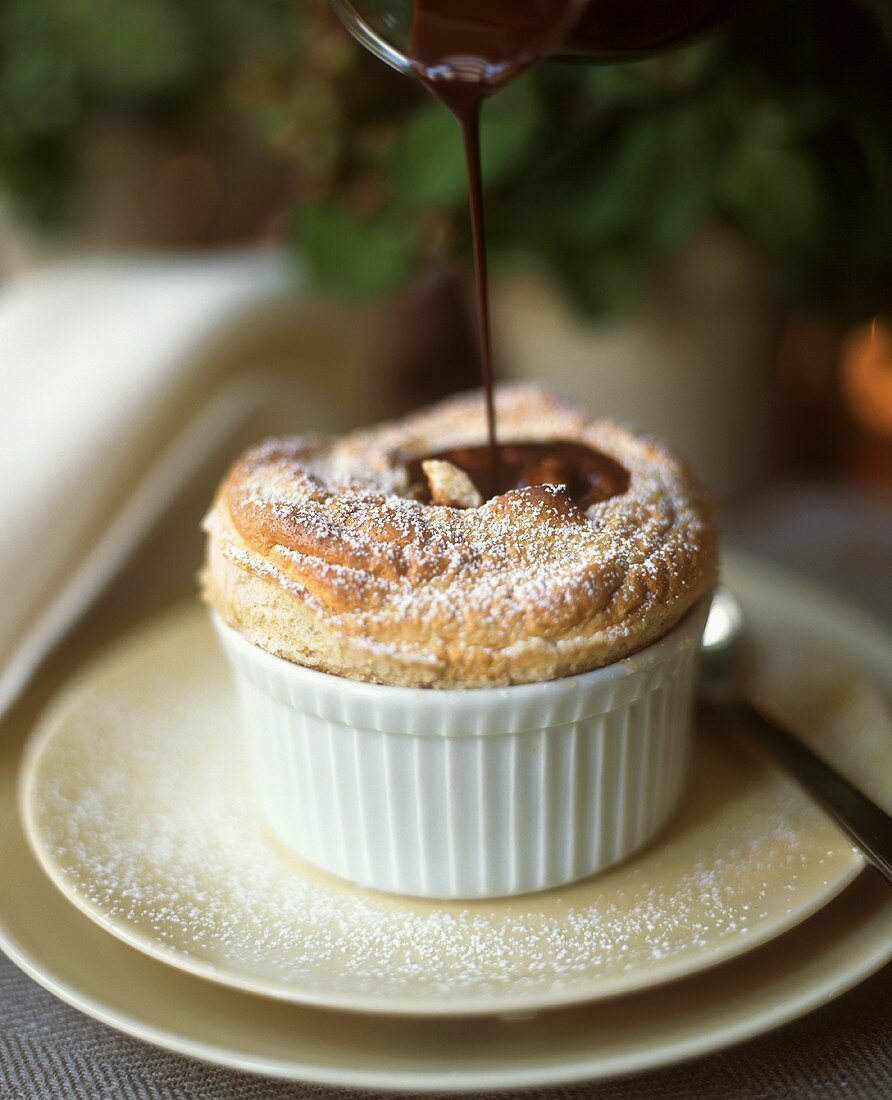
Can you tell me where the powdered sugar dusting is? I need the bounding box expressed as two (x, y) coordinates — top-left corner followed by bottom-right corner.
(204, 386), (719, 687)
(26, 608), (883, 1013)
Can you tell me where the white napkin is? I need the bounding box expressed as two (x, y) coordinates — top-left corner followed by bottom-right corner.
(0, 249), (291, 716)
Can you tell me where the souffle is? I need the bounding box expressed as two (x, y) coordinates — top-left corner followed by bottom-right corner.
(202, 386), (718, 689)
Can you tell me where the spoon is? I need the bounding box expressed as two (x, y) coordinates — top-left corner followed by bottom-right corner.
(701, 588), (892, 884)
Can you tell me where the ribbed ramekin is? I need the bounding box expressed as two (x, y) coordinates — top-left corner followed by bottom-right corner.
(212, 602), (707, 900)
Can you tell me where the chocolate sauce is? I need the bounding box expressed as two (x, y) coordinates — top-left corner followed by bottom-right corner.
(408, 440), (630, 510)
(408, 1), (578, 487)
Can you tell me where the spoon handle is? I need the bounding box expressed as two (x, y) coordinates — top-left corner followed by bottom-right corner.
(730, 700), (892, 885)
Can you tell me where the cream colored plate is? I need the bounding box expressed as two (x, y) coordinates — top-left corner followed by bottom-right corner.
(18, 560), (892, 1018)
(2, 556), (892, 1090)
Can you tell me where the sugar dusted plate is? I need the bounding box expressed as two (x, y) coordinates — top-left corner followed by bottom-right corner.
(18, 560), (891, 1018)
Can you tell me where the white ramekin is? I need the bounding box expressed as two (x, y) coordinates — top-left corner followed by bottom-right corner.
(212, 602), (707, 899)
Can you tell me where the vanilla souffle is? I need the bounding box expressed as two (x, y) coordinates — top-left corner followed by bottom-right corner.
(202, 385), (718, 689)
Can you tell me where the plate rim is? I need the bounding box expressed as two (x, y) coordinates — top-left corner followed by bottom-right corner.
(1, 868), (891, 1092)
(15, 552), (888, 1017)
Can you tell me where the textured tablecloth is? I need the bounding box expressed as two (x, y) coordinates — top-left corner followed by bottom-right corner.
(2, 481), (891, 1100)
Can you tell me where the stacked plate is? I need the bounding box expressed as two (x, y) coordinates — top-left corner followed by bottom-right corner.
(3, 555), (892, 1092)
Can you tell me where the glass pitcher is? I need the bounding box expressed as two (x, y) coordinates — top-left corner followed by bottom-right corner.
(330, 0), (757, 76)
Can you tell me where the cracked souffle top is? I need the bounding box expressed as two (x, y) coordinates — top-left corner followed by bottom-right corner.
(201, 386), (718, 687)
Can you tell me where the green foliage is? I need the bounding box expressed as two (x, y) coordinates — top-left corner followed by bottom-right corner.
(1, 0), (891, 320)
(390, 82), (543, 209)
(296, 200), (415, 297)
(0, 0), (302, 223)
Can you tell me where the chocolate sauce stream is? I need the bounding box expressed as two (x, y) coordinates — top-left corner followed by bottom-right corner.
(458, 102), (499, 488)
(408, 1), (577, 488)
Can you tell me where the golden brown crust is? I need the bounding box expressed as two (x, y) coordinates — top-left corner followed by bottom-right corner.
(201, 385), (718, 687)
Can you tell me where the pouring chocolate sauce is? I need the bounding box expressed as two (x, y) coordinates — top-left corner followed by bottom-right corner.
(407, 1), (579, 494)
(334, 0), (754, 503)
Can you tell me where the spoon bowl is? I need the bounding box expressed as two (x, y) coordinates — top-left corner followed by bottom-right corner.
(698, 587), (892, 885)
(699, 586), (746, 703)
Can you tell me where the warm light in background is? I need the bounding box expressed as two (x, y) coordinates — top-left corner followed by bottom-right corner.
(841, 318), (892, 439)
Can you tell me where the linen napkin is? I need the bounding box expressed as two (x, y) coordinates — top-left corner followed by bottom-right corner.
(0, 248), (292, 717)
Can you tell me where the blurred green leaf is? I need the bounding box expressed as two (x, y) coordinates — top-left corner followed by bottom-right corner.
(509, 111), (675, 248)
(666, 38), (720, 83)
(644, 107), (718, 252)
(578, 62), (658, 107)
(296, 199), (416, 298)
(480, 79), (543, 183)
(388, 104), (467, 208)
(54, 0), (191, 93)
(389, 80), (542, 209)
(718, 140), (824, 253)
(555, 245), (648, 318)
